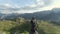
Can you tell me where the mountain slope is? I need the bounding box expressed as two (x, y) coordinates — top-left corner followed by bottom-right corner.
(0, 8), (60, 22)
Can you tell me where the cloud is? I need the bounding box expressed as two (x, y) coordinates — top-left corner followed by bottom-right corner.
(2, 3), (21, 8)
(0, 0), (60, 14)
(32, 0), (60, 11)
(21, 0), (53, 10)
(4, 4), (11, 7)
(52, 0), (60, 8)
(36, 0), (45, 6)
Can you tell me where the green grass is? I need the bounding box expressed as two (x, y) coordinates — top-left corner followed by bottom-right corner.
(0, 20), (60, 34)
(37, 20), (60, 34)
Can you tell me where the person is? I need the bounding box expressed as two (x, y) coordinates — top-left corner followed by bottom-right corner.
(29, 17), (36, 34)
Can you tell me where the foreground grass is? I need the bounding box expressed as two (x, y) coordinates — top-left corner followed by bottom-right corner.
(37, 20), (60, 34)
(0, 20), (60, 34)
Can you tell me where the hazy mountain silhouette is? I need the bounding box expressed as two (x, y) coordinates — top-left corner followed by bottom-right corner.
(0, 8), (60, 23)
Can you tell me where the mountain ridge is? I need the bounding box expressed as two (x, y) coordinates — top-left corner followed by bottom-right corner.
(0, 8), (60, 22)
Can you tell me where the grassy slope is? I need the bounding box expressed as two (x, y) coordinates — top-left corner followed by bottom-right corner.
(37, 20), (60, 34)
(0, 20), (60, 34)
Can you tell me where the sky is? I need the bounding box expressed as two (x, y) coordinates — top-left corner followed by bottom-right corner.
(0, 0), (60, 14)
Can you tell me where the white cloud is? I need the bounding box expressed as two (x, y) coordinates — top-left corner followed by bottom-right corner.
(14, 5), (20, 8)
(36, 0), (45, 6)
(52, 0), (60, 8)
(40, 0), (60, 10)
(3, 4), (20, 8)
(0, 0), (60, 14)
(26, 0), (45, 8)
(28, 4), (37, 7)
(4, 4), (11, 7)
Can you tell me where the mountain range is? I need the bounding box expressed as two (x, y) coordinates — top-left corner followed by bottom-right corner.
(0, 8), (60, 23)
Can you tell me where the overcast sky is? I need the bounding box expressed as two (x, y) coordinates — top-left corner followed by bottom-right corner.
(0, 0), (60, 14)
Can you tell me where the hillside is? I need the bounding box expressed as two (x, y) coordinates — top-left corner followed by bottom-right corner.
(0, 18), (60, 34)
(0, 7), (60, 34)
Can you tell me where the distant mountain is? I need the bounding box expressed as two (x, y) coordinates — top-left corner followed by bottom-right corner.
(17, 8), (60, 24)
(0, 8), (60, 23)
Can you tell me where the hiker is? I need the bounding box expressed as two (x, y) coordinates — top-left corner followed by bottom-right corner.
(29, 17), (37, 34)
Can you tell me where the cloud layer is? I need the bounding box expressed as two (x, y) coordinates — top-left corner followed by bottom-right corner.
(0, 0), (60, 14)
